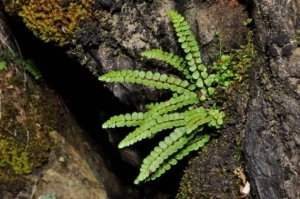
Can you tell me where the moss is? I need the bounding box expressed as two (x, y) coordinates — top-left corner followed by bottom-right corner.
(0, 135), (34, 174)
(3, 0), (97, 46)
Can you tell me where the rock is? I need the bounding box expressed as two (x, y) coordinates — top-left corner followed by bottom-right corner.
(31, 130), (124, 199)
(245, 0), (300, 198)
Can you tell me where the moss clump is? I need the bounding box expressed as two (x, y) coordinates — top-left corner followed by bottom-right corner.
(0, 135), (33, 174)
(3, 0), (96, 46)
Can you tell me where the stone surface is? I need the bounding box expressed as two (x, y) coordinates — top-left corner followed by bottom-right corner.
(31, 130), (123, 199)
(93, 0), (178, 108)
(244, 0), (300, 198)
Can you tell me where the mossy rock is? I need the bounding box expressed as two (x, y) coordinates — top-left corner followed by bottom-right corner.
(2, 0), (100, 46)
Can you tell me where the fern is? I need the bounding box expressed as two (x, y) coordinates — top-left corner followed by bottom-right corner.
(142, 133), (210, 183)
(99, 10), (237, 184)
(102, 112), (144, 128)
(141, 50), (189, 77)
(118, 112), (186, 148)
(135, 127), (189, 184)
(99, 69), (194, 95)
(145, 93), (199, 120)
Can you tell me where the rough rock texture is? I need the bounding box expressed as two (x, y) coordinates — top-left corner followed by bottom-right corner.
(244, 0), (300, 198)
(76, 0), (179, 108)
(31, 130), (123, 199)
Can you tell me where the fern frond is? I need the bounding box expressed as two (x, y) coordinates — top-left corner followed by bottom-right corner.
(141, 49), (190, 78)
(167, 11), (203, 72)
(145, 93), (199, 120)
(184, 107), (225, 133)
(99, 69), (194, 95)
(167, 10), (210, 93)
(181, 133), (210, 158)
(134, 127), (188, 184)
(102, 112), (144, 128)
(118, 113), (186, 148)
(151, 134), (210, 181)
(140, 133), (210, 183)
(25, 59), (42, 80)
(184, 106), (208, 121)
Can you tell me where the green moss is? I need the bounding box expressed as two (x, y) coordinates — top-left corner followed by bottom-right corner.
(3, 0), (98, 46)
(0, 135), (33, 174)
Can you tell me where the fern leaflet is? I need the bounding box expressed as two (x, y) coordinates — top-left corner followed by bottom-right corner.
(141, 133), (210, 183)
(145, 93), (199, 120)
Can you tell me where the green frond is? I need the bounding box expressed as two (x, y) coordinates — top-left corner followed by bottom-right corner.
(134, 127), (188, 184)
(141, 49), (189, 76)
(98, 69), (193, 95)
(184, 107), (212, 134)
(145, 93), (199, 120)
(184, 107), (225, 133)
(167, 11), (203, 73)
(184, 106), (208, 121)
(167, 10), (210, 94)
(143, 133), (210, 183)
(102, 112), (144, 128)
(118, 113), (186, 148)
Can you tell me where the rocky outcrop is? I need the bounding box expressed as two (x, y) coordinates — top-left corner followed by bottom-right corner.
(4, 0), (300, 198)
